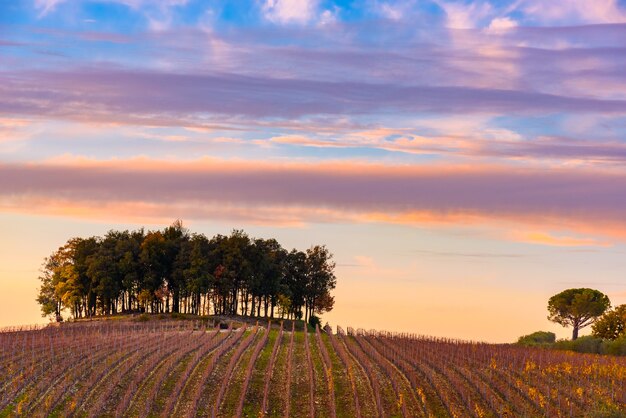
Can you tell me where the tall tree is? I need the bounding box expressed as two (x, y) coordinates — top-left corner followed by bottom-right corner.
(36, 253), (63, 320)
(547, 288), (610, 340)
(305, 245), (336, 323)
(87, 231), (126, 315)
(182, 233), (213, 315)
(283, 249), (308, 319)
(253, 238), (286, 318)
(37, 239), (86, 320)
(221, 230), (252, 315)
(117, 229), (144, 312)
(140, 231), (168, 312)
(164, 220), (189, 313)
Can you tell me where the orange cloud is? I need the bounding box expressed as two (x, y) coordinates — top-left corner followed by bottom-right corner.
(508, 231), (611, 247)
(2, 158), (626, 244)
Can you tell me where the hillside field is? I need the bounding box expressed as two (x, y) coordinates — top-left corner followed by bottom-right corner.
(0, 318), (624, 417)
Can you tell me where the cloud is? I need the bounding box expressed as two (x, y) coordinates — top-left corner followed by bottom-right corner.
(34, 0), (64, 17)
(509, 231), (610, 247)
(437, 0), (493, 29)
(2, 158), (626, 241)
(5, 68), (626, 126)
(318, 8), (338, 26)
(521, 0), (626, 25)
(262, 0), (318, 24)
(0, 118), (39, 145)
(414, 250), (524, 258)
(378, 3), (403, 21)
(487, 17), (518, 32)
(269, 131), (626, 165)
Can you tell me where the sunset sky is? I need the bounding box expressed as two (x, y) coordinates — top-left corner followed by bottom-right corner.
(1, 0), (626, 342)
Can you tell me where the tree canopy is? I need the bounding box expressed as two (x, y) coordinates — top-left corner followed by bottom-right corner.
(592, 305), (626, 340)
(36, 221), (336, 323)
(547, 288), (610, 340)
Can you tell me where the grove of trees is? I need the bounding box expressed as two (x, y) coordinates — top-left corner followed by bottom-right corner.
(36, 221), (336, 323)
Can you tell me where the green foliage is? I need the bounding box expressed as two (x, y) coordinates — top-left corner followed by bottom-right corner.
(553, 335), (605, 354)
(136, 313), (150, 322)
(547, 288), (610, 340)
(520, 334), (626, 357)
(36, 221), (337, 323)
(592, 304), (626, 340)
(308, 315), (321, 329)
(517, 331), (556, 346)
(603, 336), (626, 356)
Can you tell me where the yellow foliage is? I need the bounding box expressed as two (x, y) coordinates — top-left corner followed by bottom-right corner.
(538, 393), (546, 408)
(474, 403), (486, 418)
(490, 357), (497, 370)
(416, 387), (426, 405)
(576, 387), (584, 399)
(524, 360), (536, 373)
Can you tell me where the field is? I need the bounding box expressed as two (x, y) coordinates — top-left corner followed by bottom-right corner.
(0, 319), (624, 417)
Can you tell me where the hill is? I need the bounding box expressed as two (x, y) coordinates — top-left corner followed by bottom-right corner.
(0, 317), (624, 417)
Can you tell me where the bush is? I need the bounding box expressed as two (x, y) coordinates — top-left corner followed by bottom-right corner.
(308, 315), (321, 329)
(517, 331), (556, 346)
(604, 336), (626, 356)
(136, 313), (150, 322)
(553, 336), (604, 354)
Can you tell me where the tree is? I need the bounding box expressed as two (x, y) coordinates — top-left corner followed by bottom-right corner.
(252, 238), (286, 318)
(182, 234), (213, 315)
(276, 293), (291, 318)
(547, 288), (610, 340)
(117, 229), (144, 312)
(314, 291), (334, 315)
(592, 305), (626, 340)
(163, 219), (189, 313)
(140, 231), (168, 312)
(36, 240), (82, 320)
(304, 245), (336, 323)
(88, 231), (125, 315)
(36, 256), (62, 320)
(283, 249), (307, 319)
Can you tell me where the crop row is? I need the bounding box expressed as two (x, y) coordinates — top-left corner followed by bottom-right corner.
(0, 321), (624, 417)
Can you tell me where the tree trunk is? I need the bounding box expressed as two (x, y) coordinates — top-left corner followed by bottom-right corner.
(572, 326), (579, 340)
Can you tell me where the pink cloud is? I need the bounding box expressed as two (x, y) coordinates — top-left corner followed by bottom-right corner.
(4, 68), (626, 125)
(2, 158), (626, 241)
(508, 231), (610, 247)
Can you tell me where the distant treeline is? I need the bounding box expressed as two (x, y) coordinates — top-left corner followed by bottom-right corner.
(37, 221), (336, 323)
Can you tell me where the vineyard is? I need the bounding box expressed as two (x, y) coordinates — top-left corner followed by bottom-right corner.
(0, 319), (624, 417)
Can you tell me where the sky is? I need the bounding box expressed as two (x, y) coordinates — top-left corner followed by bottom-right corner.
(1, 0), (626, 342)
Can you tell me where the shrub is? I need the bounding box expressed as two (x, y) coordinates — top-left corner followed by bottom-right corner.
(136, 313), (150, 322)
(308, 315), (321, 329)
(603, 336), (626, 356)
(517, 331), (556, 346)
(553, 336), (604, 354)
